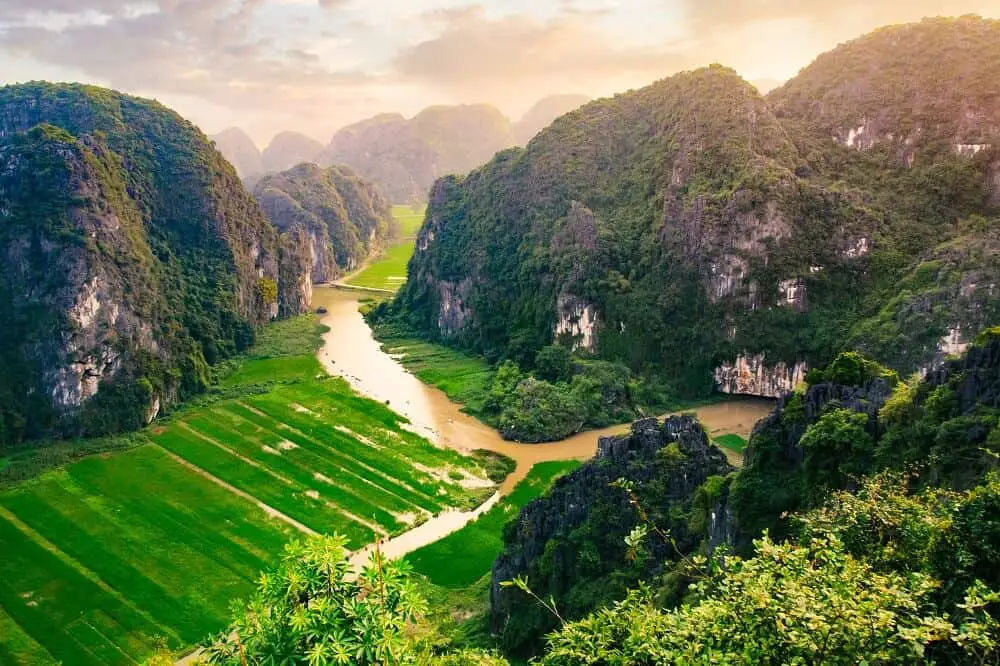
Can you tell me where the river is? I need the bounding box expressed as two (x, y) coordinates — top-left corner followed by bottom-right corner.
(315, 287), (774, 500)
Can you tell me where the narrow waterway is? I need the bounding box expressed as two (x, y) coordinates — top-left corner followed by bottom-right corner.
(314, 286), (775, 497)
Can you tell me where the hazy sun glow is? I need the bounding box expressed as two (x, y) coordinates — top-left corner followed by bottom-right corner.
(0, 0), (996, 145)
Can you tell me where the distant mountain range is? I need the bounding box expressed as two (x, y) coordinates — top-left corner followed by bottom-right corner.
(211, 94), (590, 202)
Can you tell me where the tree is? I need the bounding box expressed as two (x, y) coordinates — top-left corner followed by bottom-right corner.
(539, 535), (970, 665)
(203, 535), (426, 665)
(800, 408), (874, 490)
(534, 345), (573, 383)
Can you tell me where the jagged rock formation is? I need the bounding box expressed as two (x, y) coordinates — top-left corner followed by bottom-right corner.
(253, 163), (392, 284)
(261, 131), (324, 174)
(0, 83), (307, 443)
(513, 94), (590, 145)
(388, 16), (1000, 400)
(714, 354), (808, 398)
(490, 415), (731, 654)
(211, 127), (262, 179)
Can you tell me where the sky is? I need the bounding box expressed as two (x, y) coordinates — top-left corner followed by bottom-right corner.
(0, 0), (997, 147)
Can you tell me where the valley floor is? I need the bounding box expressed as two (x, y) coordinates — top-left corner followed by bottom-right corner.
(343, 205), (426, 293)
(0, 315), (497, 665)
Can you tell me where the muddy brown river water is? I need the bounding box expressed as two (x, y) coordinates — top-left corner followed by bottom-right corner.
(314, 287), (775, 496)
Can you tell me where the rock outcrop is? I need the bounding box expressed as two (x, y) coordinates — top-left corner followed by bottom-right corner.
(0, 83), (308, 443)
(490, 415), (731, 653)
(714, 354), (808, 398)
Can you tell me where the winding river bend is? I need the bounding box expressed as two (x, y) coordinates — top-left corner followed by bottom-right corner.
(314, 287), (775, 561)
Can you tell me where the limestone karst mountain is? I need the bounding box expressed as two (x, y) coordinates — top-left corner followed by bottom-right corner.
(513, 94), (591, 145)
(383, 16), (1000, 401)
(261, 131), (325, 174)
(0, 83), (309, 443)
(253, 162), (393, 290)
(211, 127), (263, 179)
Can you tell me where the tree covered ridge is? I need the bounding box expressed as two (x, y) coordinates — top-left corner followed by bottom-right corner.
(383, 16), (1000, 402)
(0, 82), (306, 444)
(254, 162), (394, 280)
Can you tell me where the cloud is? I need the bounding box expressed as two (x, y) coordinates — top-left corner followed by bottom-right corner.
(0, 0), (371, 117)
(683, 0), (994, 35)
(394, 4), (689, 104)
(0, 0), (996, 143)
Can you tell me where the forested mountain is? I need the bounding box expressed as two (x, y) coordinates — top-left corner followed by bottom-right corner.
(513, 94), (591, 145)
(316, 104), (515, 204)
(315, 98), (588, 204)
(0, 83), (309, 444)
(261, 131), (325, 174)
(253, 163), (393, 292)
(384, 16), (1000, 402)
(210, 127), (263, 179)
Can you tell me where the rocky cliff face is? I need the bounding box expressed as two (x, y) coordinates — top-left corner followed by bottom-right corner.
(714, 354), (808, 399)
(389, 17), (1000, 400)
(0, 83), (308, 443)
(253, 163), (392, 280)
(490, 415), (731, 653)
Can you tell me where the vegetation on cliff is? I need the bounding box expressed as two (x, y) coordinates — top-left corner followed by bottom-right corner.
(254, 162), (393, 281)
(382, 16), (1000, 402)
(0, 82), (306, 444)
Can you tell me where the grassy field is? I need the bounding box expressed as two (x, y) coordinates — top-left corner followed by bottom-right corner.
(377, 336), (495, 416)
(714, 433), (748, 454)
(346, 205), (426, 292)
(0, 313), (499, 664)
(406, 460), (581, 588)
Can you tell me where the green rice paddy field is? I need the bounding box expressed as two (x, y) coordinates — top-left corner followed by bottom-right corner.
(346, 205), (426, 292)
(377, 336), (495, 416)
(407, 460), (580, 588)
(0, 315), (496, 665)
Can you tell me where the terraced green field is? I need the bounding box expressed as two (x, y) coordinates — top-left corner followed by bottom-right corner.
(346, 205), (426, 292)
(0, 446), (296, 664)
(407, 460), (581, 588)
(0, 314), (497, 664)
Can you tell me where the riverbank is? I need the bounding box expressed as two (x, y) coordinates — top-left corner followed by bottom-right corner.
(314, 287), (774, 495)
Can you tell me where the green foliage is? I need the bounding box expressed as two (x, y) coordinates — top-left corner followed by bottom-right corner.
(540, 535), (985, 665)
(0, 82), (292, 444)
(406, 461), (580, 588)
(807, 351), (899, 387)
(534, 345), (573, 383)
(255, 277), (278, 307)
(204, 535), (426, 665)
(800, 408), (874, 490)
